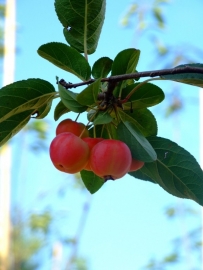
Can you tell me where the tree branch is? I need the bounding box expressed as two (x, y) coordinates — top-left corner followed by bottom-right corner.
(59, 66), (203, 89)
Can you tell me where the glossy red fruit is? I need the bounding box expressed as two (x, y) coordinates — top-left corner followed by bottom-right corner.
(82, 137), (104, 171)
(49, 132), (90, 174)
(129, 159), (144, 172)
(56, 119), (89, 138)
(89, 139), (132, 180)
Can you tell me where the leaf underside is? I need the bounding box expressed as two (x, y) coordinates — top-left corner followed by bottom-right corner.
(161, 64), (203, 87)
(130, 136), (203, 206)
(117, 120), (157, 162)
(0, 78), (55, 146)
(80, 170), (104, 194)
(0, 79), (55, 123)
(0, 110), (34, 147)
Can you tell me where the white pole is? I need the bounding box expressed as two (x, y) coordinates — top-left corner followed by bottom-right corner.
(0, 0), (16, 269)
(199, 89), (203, 270)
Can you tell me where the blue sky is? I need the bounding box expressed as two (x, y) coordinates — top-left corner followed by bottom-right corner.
(5, 0), (203, 269)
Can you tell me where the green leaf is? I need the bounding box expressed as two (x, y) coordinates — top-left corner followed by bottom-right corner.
(130, 136), (203, 206)
(122, 83), (165, 110)
(58, 84), (87, 113)
(0, 79), (55, 123)
(87, 108), (98, 122)
(161, 64), (203, 87)
(119, 108), (157, 137)
(80, 170), (104, 194)
(111, 48), (140, 94)
(129, 169), (156, 184)
(87, 109), (113, 125)
(37, 42), (91, 81)
(111, 48), (140, 76)
(92, 57), (113, 79)
(55, 0), (106, 54)
(117, 121), (157, 162)
(0, 110), (34, 147)
(54, 100), (70, 121)
(93, 111), (113, 125)
(77, 79), (101, 106)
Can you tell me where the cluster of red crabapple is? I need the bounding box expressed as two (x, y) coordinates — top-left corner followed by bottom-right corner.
(49, 119), (144, 181)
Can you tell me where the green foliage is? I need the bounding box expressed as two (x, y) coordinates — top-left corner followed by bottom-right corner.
(117, 121), (157, 162)
(92, 57), (113, 79)
(0, 79), (55, 147)
(37, 42), (91, 81)
(1, 0), (203, 206)
(58, 83), (87, 113)
(92, 111), (113, 125)
(130, 136), (203, 206)
(118, 109), (158, 137)
(0, 111), (33, 147)
(121, 83), (165, 110)
(0, 79), (55, 122)
(54, 100), (70, 121)
(80, 170), (104, 194)
(111, 48), (140, 95)
(161, 63), (203, 87)
(54, 0), (106, 54)
(77, 79), (101, 106)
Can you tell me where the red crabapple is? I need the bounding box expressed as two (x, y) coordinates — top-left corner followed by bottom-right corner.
(49, 132), (89, 174)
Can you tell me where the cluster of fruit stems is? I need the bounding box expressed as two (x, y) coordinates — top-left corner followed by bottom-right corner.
(56, 76), (160, 139)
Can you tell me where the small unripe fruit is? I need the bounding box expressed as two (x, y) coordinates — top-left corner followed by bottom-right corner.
(89, 139), (132, 180)
(49, 132), (90, 174)
(82, 137), (104, 171)
(56, 119), (89, 138)
(129, 159), (144, 172)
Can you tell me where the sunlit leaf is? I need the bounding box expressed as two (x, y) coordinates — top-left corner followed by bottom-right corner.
(34, 101), (52, 119)
(0, 79), (55, 123)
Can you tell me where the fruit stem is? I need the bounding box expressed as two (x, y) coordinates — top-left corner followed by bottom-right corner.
(93, 125), (96, 138)
(75, 113), (80, 122)
(79, 126), (86, 138)
(106, 125), (112, 139)
(100, 124), (105, 137)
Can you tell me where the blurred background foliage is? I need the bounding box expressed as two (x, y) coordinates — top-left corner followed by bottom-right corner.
(120, 0), (203, 118)
(0, 3), (5, 57)
(0, 0), (202, 269)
